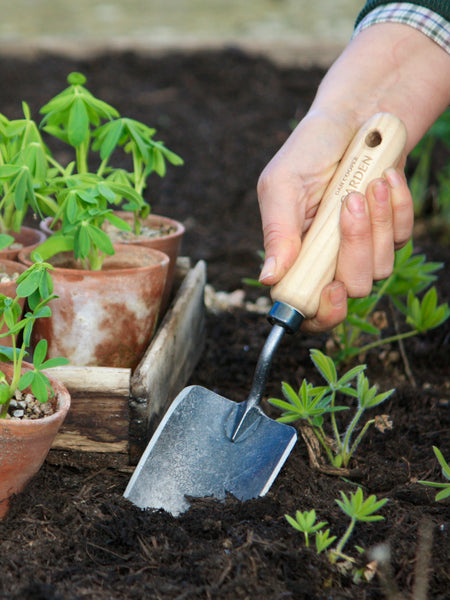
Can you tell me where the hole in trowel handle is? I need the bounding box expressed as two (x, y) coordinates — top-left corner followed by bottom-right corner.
(365, 130), (382, 147)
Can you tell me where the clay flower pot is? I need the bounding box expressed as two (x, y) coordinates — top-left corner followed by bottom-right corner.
(0, 364), (71, 518)
(0, 226), (46, 262)
(0, 259), (27, 347)
(106, 212), (184, 311)
(20, 244), (169, 369)
(43, 213), (185, 313)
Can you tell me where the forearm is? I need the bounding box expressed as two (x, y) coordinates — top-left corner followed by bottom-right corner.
(309, 23), (450, 152)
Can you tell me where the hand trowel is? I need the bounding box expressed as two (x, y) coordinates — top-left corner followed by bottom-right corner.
(124, 113), (407, 516)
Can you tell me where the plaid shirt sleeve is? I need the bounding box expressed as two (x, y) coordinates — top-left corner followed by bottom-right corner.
(353, 2), (450, 54)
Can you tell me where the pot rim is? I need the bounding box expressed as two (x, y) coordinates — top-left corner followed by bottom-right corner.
(0, 365), (71, 427)
(18, 244), (170, 276)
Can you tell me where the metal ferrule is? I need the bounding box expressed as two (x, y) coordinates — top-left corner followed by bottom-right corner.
(268, 301), (304, 334)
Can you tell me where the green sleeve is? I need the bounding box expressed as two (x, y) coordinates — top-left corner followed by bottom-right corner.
(355, 1), (450, 27)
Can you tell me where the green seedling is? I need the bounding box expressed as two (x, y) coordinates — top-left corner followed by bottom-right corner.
(286, 488), (387, 564)
(244, 241), (448, 369)
(333, 240), (449, 365)
(0, 256), (69, 417)
(0, 72), (183, 270)
(0, 102), (49, 234)
(315, 528), (337, 555)
(285, 509), (329, 548)
(418, 446), (450, 501)
(332, 487), (388, 562)
(269, 349), (394, 468)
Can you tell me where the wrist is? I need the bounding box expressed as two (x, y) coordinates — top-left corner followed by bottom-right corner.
(309, 23), (450, 151)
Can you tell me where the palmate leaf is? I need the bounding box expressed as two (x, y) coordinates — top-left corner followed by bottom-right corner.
(336, 487), (388, 522)
(356, 372), (394, 410)
(406, 288), (450, 331)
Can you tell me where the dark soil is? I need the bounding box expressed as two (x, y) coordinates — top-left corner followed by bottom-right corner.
(0, 49), (449, 600)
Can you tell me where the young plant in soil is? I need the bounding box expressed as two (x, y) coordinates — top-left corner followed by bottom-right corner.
(0, 72), (183, 270)
(331, 240), (449, 365)
(418, 446), (450, 501)
(0, 104), (48, 235)
(286, 487), (388, 566)
(269, 349), (394, 469)
(0, 256), (68, 417)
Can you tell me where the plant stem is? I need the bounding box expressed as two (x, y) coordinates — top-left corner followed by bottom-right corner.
(312, 425), (336, 465)
(345, 329), (419, 359)
(345, 419), (375, 467)
(335, 518), (356, 555)
(329, 390), (343, 453)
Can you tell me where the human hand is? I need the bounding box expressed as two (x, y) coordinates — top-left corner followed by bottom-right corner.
(257, 110), (414, 333)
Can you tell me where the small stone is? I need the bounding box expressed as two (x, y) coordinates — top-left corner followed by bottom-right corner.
(12, 409), (24, 418)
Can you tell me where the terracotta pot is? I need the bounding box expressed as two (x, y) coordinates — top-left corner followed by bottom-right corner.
(19, 244), (169, 369)
(0, 226), (46, 261)
(41, 214), (184, 312)
(0, 259), (27, 347)
(106, 212), (184, 312)
(0, 364), (71, 518)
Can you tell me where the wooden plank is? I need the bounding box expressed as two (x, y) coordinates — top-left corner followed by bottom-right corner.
(44, 366), (131, 395)
(52, 393), (129, 453)
(129, 260), (206, 462)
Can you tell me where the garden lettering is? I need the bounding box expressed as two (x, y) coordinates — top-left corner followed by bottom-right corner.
(335, 154), (374, 200)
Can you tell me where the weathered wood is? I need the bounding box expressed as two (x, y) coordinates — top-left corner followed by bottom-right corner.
(45, 366), (131, 395)
(52, 393), (130, 453)
(129, 260), (206, 462)
(47, 260), (206, 465)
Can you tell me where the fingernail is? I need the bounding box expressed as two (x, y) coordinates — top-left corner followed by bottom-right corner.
(259, 256), (276, 283)
(374, 179), (389, 204)
(329, 282), (346, 307)
(346, 193), (366, 216)
(385, 167), (403, 188)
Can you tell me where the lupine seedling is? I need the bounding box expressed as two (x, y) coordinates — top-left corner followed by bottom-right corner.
(332, 488), (388, 562)
(285, 509), (329, 548)
(0, 256), (69, 418)
(0, 72), (183, 270)
(0, 103), (48, 235)
(332, 240), (449, 365)
(269, 349), (394, 468)
(418, 447), (450, 501)
(243, 241), (449, 369)
(286, 488), (387, 564)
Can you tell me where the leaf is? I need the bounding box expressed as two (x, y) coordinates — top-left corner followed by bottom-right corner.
(18, 370), (34, 390)
(33, 339), (48, 369)
(68, 97), (89, 147)
(40, 356), (70, 369)
(95, 119), (124, 160)
(310, 349), (337, 385)
(433, 446), (450, 480)
(87, 225), (114, 255)
(30, 373), (50, 404)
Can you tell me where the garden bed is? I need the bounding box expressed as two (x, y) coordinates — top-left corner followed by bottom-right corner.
(0, 49), (448, 600)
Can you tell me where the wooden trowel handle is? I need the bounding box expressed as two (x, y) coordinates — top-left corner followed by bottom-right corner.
(271, 113), (407, 319)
